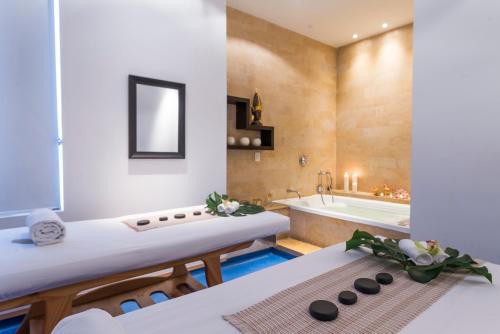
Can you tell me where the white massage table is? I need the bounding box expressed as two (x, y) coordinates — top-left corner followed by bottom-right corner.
(0, 207), (289, 333)
(92, 242), (500, 334)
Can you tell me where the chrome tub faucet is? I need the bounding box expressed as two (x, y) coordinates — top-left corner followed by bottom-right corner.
(317, 170), (334, 204)
(286, 188), (301, 199)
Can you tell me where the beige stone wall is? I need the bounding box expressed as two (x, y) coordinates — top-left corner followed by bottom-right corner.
(336, 25), (413, 192)
(227, 8), (337, 202)
(227, 8), (412, 200)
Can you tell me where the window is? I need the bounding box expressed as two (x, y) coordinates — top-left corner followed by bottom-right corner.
(0, 0), (63, 217)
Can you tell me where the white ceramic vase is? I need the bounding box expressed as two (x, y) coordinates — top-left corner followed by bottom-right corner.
(252, 138), (262, 147)
(227, 136), (236, 145)
(240, 137), (250, 146)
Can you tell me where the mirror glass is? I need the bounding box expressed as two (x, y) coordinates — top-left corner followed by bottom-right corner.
(136, 84), (179, 152)
(129, 75), (185, 159)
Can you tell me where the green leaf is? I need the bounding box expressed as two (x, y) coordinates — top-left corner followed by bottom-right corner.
(345, 238), (365, 251)
(469, 266), (493, 283)
(444, 247), (459, 258)
(235, 203), (265, 215)
(372, 243), (387, 256)
(407, 265), (444, 283)
(352, 230), (376, 241)
(445, 255), (476, 268)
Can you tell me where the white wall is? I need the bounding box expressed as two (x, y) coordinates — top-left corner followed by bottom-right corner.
(57, 0), (227, 221)
(412, 0), (500, 263)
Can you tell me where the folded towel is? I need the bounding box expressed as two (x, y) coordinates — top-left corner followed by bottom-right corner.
(433, 247), (450, 264)
(398, 239), (433, 266)
(52, 309), (126, 334)
(26, 208), (65, 246)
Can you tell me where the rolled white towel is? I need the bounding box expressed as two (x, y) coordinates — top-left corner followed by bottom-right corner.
(52, 309), (126, 334)
(398, 239), (433, 266)
(433, 247), (450, 264)
(230, 200), (240, 212)
(26, 208), (65, 246)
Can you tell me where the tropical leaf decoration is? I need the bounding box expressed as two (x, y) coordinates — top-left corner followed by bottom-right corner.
(205, 192), (265, 217)
(346, 230), (492, 284)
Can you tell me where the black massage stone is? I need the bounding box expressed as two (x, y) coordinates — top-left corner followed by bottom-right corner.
(309, 300), (338, 321)
(137, 219), (150, 226)
(159, 216), (168, 221)
(338, 290), (357, 305)
(354, 278), (380, 295)
(376, 272), (394, 285)
(174, 213), (186, 219)
(193, 211), (202, 216)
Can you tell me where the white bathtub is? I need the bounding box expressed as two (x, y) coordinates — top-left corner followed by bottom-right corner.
(274, 194), (410, 233)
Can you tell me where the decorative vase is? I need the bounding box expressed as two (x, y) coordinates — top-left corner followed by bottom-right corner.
(227, 136), (236, 145)
(240, 137), (250, 146)
(251, 138), (262, 147)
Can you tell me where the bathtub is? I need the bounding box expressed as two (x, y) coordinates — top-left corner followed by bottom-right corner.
(274, 194), (410, 233)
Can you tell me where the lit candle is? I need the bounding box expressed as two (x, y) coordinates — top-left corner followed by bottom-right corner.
(352, 173), (358, 193)
(344, 172), (349, 192)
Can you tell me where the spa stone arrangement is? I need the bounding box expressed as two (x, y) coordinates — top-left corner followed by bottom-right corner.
(133, 210), (203, 227)
(309, 272), (394, 321)
(124, 192), (265, 232)
(305, 229), (492, 323)
(224, 229), (493, 333)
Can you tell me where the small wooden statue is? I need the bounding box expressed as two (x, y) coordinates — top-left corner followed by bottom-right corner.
(251, 91), (263, 126)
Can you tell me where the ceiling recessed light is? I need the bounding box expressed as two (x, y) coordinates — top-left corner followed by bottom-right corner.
(382, 22), (389, 29)
(352, 33), (359, 39)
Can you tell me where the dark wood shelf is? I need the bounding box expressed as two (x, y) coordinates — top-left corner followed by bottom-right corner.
(227, 145), (273, 151)
(227, 95), (274, 151)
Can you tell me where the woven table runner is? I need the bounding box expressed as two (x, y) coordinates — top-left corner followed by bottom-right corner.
(224, 255), (465, 334)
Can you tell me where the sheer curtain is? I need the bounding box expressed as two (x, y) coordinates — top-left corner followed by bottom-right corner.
(0, 0), (62, 217)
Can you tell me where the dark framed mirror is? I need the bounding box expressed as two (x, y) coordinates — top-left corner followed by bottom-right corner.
(129, 75), (186, 159)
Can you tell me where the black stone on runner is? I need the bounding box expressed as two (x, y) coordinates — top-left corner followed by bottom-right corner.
(354, 278), (381, 295)
(309, 300), (339, 321)
(376, 272), (394, 285)
(309, 300), (338, 321)
(338, 290), (358, 305)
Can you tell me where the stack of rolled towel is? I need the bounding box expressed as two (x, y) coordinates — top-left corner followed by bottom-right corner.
(26, 208), (66, 246)
(398, 239), (449, 265)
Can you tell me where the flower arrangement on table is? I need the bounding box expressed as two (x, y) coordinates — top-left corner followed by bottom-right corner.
(205, 192), (265, 217)
(346, 230), (492, 284)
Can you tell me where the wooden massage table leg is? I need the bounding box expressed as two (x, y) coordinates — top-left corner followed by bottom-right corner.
(43, 295), (74, 334)
(15, 302), (43, 334)
(202, 254), (223, 287)
(15, 296), (74, 334)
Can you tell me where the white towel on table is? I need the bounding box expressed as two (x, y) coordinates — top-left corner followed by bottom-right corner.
(433, 247), (450, 264)
(26, 208), (66, 246)
(52, 309), (126, 334)
(398, 239), (433, 266)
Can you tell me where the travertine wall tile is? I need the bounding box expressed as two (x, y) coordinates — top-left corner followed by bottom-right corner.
(227, 8), (337, 202)
(228, 8), (412, 200)
(336, 25), (413, 192)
